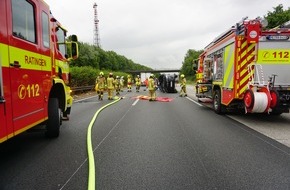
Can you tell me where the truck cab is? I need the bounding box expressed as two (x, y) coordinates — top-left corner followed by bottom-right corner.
(0, 0), (78, 143)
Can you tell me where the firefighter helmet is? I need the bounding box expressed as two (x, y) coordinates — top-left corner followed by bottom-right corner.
(99, 72), (104, 76)
(181, 74), (185, 78)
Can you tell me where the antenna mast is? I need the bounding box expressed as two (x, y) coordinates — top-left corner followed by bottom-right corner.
(93, 3), (101, 47)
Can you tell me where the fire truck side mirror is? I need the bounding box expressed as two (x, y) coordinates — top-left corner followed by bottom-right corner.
(70, 35), (78, 59)
(71, 42), (78, 59)
(71, 35), (78, 42)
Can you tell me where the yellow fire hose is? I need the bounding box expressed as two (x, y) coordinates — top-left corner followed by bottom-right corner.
(87, 97), (121, 190)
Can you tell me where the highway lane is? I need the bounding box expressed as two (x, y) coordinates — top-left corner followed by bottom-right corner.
(185, 84), (290, 148)
(0, 96), (107, 190)
(89, 91), (290, 189)
(0, 88), (290, 189)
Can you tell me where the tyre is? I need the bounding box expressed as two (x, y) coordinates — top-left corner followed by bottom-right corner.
(213, 89), (225, 114)
(45, 98), (61, 138)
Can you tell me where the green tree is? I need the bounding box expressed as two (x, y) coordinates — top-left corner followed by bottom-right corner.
(70, 42), (99, 68)
(70, 66), (97, 87)
(69, 42), (152, 72)
(264, 4), (290, 29)
(180, 49), (203, 80)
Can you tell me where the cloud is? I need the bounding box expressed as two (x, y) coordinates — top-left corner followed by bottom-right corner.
(45, 0), (290, 69)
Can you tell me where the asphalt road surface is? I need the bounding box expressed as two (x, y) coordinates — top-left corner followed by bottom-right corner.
(0, 86), (290, 189)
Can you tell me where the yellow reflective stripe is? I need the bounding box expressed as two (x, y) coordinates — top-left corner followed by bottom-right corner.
(240, 44), (255, 67)
(223, 44), (234, 88)
(238, 85), (248, 97)
(55, 59), (70, 73)
(236, 42), (256, 97)
(1, 43), (70, 73)
(196, 73), (203, 79)
(0, 117), (47, 143)
(9, 46), (52, 71)
(14, 118), (47, 136)
(241, 40), (247, 49)
(0, 43), (9, 67)
(0, 136), (8, 143)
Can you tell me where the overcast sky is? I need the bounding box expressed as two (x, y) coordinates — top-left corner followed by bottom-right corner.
(45, 0), (290, 69)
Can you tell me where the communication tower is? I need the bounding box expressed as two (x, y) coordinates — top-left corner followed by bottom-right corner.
(93, 3), (101, 47)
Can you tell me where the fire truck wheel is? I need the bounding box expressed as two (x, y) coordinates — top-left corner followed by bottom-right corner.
(45, 98), (60, 138)
(213, 89), (225, 114)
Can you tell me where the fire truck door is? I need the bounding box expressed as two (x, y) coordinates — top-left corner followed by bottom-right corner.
(8, 48), (45, 133)
(8, 0), (46, 133)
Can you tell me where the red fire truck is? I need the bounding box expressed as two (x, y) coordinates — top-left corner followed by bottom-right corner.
(194, 17), (290, 115)
(0, 0), (78, 143)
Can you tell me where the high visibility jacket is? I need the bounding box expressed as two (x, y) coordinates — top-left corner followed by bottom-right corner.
(120, 78), (124, 86)
(97, 77), (106, 89)
(107, 77), (114, 89)
(114, 79), (120, 88)
(127, 77), (132, 85)
(148, 78), (155, 90)
(135, 78), (141, 85)
(180, 78), (186, 87)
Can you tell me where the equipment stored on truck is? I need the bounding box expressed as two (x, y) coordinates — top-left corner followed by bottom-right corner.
(0, 0), (78, 143)
(194, 17), (290, 115)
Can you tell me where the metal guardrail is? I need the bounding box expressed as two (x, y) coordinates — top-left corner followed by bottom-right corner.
(71, 85), (95, 93)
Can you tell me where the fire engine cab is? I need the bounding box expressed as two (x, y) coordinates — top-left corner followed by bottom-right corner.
(194, 17), (290, 115)
(0, 0), (78, 143)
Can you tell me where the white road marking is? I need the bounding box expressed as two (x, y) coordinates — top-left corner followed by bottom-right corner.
(186, 97), (203, 106)
(132, 99), (139, 106)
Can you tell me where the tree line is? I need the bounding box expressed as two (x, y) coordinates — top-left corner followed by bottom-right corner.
(68, 42), (152, 87)
(70, 43), (152, 72)
(69, 4), (290, 87)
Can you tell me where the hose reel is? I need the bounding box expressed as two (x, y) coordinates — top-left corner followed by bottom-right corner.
(244, 87), (271, 113)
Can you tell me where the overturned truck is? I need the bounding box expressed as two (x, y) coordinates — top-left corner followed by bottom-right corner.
(158, 74), (177, 93)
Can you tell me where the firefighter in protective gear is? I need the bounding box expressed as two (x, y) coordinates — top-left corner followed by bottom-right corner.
(95, 75), (99, 93)
(127, 75), (132, 92)
(96, 72), (106, 100)
(179, 74), (187, 97)
(148, 74), (156, 101)
(135, 75), (141, 92)
(120, 76), (124, 92)
(114, 76), (121, 95)
(107, 73), (115, 100)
